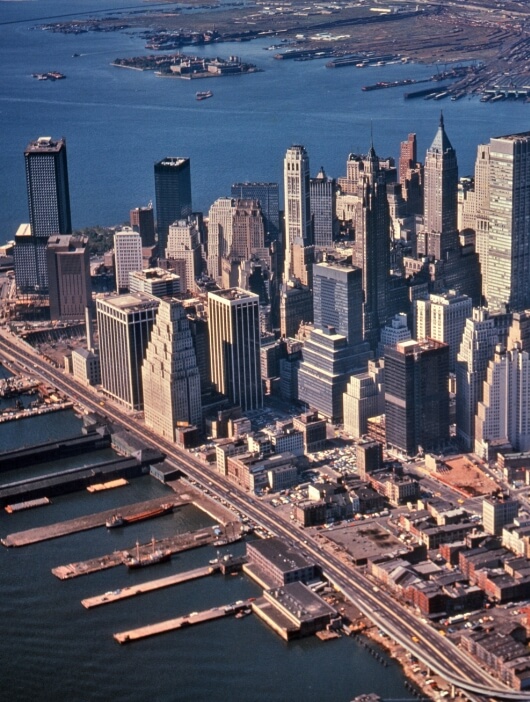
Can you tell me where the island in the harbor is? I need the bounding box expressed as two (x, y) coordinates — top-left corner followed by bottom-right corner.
(112, 53), (259, 80)
(33, 0), (530, 102)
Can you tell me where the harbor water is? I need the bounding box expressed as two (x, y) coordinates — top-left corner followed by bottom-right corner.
(0, 409), (413, 701)
(2, 0), (530, 238)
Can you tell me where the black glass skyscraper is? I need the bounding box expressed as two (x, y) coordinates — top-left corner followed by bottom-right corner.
(154, 157), (192, 256)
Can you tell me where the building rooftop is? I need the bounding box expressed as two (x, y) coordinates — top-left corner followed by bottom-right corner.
(25, 136), (65, 154)
(210, 288), (259, 302)
(156, 156), (189, 168)
(266, 581), (336, 623)
(248, 537), (315, 573)
(98, 292), (159, 312)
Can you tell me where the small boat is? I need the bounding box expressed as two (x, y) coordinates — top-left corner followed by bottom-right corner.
(106, 513), (125, 528)
(196, 90), (213, 101)
(126, 538), (171, 569)
(235, 608), (252, 619)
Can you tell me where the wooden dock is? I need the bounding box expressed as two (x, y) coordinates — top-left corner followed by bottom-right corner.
(52, 526), (218, 579)
(1, 496), (187, 548)
(81, 565), (217, 608)
(114, 599), (253, 644)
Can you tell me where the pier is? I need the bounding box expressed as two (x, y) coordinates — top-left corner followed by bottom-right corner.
(52, 526), (219, 579)
(81, 565), (217, 608)
(113, 599), (253, 644)
(2, 496), (186, 547)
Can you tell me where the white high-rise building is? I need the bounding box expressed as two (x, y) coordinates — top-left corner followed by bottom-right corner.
(284, 145), (311, 281)
(114, 227), (142, 292)
(475, 343), (530, 458)
(476, 132), (530, 313)
(456, 308), (499, 450)
(377, 313), (411, 358)
(142, 298), (202, 440)
(343, 360), (385, 439)
(166, 219), (202, 294)
(414, 290), (472, 372)
(207, 198), (234, 283)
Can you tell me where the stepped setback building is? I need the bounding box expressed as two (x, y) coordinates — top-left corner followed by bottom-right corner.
(142, 298), (202, 440)
(283, 145), (312, 281)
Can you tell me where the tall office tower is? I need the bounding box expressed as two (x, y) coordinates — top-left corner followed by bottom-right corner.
(473, 143), (491, 281)
(231, 200), (266, 259)
(208, 288), (263, 412)
(507, 311), (530, 353)
(352, 144), (391, 351)
(142, 298), (202, 440)
(207, 197), (234, 282)
(422, 115), (459, 259)
(130, 205), (156, 247)
(114, 227), (143, 292)
(477, 132), (530, 313)
(483, 494), (519, 536)
(455, 308), (499, 450)
(154, 156), (192, 255)
(310, 167), (334, 248)
(377, 312), (411, 358)
(46, 235), (91, 321)
(343, 359), (385, 438)
(25, 136), (71, 238)
(416, 291), (473, 372)
(15, 136), (72, 294)
(475, 343), (530, 457)
(279, 281), (313, 338)
(399, 133), (417, 184)
(297, 326), (371, 423)
(283, 145), (312, 281)
(128, 268), (180, 298)
(96, 293), (159, 410)
(166, 218), (202, 294)
(385, 339), (450, 456)
(313, 261), (363, 346)
(231, 182), (280, 245)
(291, 240), (314, 288)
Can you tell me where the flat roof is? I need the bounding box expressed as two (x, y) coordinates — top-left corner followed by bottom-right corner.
(25, 136), (65, 154)
(248, 537), (315, 573)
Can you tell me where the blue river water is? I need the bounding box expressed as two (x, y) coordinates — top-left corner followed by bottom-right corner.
(0, 408), (412, 702)
(1, 0), (530, 241)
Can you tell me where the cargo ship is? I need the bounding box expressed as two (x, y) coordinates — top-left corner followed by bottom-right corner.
(196, 90), (213, 101)
(126, 539), (171, 569)
(106, 503), (173, 528)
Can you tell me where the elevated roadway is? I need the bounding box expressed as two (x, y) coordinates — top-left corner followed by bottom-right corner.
(0, 330), (527, 701)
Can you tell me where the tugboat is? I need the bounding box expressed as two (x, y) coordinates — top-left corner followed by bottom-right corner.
(196, 90), (213, 101)
(126, 538), (171, 569)
(106, 513), (125, 528)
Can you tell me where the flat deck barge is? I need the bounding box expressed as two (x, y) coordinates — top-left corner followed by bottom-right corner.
(82, 565), (217, 608)
(2, 496), (185, 548)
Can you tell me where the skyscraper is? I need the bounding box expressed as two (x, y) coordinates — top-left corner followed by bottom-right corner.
(154, 157), (192, 255)
(97, 293), (159, 410)
(25, 136), (71, 238)
(207, 197), (234, 283)
(352, 143), (391, 351)
(130, 205), (156, 247)
(385, 339), (450, 456)
(477, 132), (530, 313)
(208, 288), (263, 411)
(15, 136), (72, 293)
(142, 298), (202, 440)
(114, 227), (143, 292)
(46, 235), (91, 321)
(231, 182), (280, 245)
(283, 145), (311, 281)
(455, 308), (499, 450)
(310, 167), (334, 248)
(166, 218), (202, 294)
(422, 115), (459, 259)
(312, 261), (363, 346)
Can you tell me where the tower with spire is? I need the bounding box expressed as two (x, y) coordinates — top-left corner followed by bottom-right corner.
(352, 140), (391, 351)
(422, 113), (459, 259)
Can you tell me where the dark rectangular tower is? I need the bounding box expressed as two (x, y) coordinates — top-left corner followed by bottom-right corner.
(154, 157), (192, 256)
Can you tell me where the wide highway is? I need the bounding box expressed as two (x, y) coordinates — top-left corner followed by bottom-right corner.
(0, 329), (527, 701)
